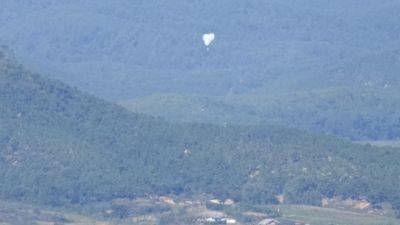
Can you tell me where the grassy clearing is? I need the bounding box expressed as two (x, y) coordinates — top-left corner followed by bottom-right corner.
(355, 140), (400, 148)
(0, 200), (111, 225)
(278, 205), (400, 225)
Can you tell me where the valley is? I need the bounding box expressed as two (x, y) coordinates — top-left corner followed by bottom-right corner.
(0, 196), (399, 225)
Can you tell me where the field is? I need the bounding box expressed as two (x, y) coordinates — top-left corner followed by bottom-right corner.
(355, 140), (400, 148)
(1, 198), (400, 225)
(279, 205), (400, 225)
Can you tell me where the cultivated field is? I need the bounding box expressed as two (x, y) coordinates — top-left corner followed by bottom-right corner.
(279, 205), (400, 225)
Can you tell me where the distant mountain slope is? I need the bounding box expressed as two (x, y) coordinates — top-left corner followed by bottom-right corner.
(1, 53), (400, 214)
(121, 87), (400, 140)
(1, 0), (399, 99)
(1, 0), (400, 140)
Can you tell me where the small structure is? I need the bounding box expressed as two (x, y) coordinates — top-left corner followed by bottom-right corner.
(104, 209), (114, 215)
(159, 196), (176, 205)
(258, 218), (280, 225)
(249, 168), (261, 178)
(224, 199), (235, 206)
(275, 195), (285, 204)
(225, 218), (237, 224)
(209, 199), (222, 205)
(321, 197), (330, 207)
(354, 199), (371, 210)
(206, 217), (216, 223)
(184, 148), (192, 156)
(131, 215), (157, 223)
(205, 217), (237, 224)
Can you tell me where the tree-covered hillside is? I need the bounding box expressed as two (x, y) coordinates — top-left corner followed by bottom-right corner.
(1, 0), (399, 98)
(1, 53), (400, 215)
(121, 87), (400, 140)
(1, 0), (399, 140)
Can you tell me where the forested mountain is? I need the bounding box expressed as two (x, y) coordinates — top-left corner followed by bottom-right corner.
(121, 87), (400, 140)
(1, 53), (400, 215)
(1, 0), (400, 140)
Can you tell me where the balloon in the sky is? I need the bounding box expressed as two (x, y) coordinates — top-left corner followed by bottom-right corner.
(202, 33), (215, 46)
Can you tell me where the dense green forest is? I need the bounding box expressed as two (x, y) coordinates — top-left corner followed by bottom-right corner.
(2, 0), (399, 98)
(1, 53), (400, 216)
(1, 0), (400, 140)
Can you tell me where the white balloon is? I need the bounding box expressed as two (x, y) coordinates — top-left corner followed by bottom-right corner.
(202, 33), (215, 46)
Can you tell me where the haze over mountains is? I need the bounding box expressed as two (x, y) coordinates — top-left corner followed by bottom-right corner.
(2, 2), (400, 224)
(1, 52), (400, 217)
(1, 0), (400, 140)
